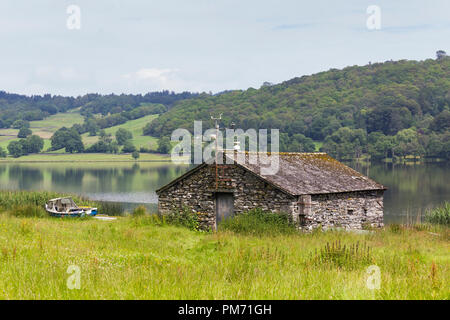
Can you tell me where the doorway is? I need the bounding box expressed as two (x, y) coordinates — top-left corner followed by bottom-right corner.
(215, 192), (234, 228)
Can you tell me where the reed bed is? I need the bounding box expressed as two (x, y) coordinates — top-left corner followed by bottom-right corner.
(0, 190), (125, 216)
(425, 202), (450, 226)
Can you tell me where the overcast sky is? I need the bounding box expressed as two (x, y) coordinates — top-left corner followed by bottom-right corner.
(0, 0), (449, 96)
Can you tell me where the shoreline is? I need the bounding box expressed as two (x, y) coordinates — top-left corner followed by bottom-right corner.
(0, 152), (176, 163)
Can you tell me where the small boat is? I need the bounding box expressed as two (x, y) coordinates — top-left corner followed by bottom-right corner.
(45, 197), (98, 217)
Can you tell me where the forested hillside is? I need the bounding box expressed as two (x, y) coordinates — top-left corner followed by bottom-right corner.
(0, 91), (198, 157)
(145, 58), (450, 160)
(0, 91), (198, 129)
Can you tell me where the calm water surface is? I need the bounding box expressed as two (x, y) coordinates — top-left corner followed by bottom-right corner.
(0, 161), (448, 224)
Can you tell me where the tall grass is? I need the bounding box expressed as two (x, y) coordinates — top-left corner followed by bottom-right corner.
(10, 204), (47, 218)
(95, 201), (125, 216)
(0, 190), (125, 216)
(425, 202), (450, 226)
(0, 191), (448, 299)
(0, 190), (91, 209)
(219, 208), (297, 236)
(310, 240), (373, 270)
(0, 214), (447, 299)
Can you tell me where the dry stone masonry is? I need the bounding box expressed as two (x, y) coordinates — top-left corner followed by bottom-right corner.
(157, 152), (386, 231)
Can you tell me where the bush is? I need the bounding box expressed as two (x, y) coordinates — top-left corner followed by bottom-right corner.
(122, 140), (136, 153)
(425, 202), (450, 226)
(132, 205), (147, 217)
(139, 147), (151, 153)
(219, 208), (298, 236)
(132, 151), (140, 160)
(0, 147), (7, 158)
(165, 207), (200, 231)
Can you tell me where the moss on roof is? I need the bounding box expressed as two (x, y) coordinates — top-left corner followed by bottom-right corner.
(226, 152), (386, 195)
(156, 152), (386, 195)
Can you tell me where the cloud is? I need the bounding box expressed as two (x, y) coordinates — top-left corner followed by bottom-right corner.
(272, 23), (313, 30)
(121, 67), (212, 93)
(34, 66), (81, 81)
(123, 68), (180, 87)
(380, 24), (433, 33)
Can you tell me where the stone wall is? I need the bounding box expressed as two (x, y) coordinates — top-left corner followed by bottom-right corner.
(157, 163), (297, 230)
(158, 164), (384, 231)
(299, 191), (384, 230)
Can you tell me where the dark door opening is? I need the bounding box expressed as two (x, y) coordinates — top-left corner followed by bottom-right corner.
(215, 192), (234, 227)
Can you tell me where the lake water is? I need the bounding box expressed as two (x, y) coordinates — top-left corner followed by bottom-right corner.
(0, 161), (448, 224)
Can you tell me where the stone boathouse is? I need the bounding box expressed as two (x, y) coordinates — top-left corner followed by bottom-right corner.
(156, 152), (386, 230)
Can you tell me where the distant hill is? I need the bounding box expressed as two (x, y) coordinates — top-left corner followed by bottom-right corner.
(144, 58), (450, 159)
(0, 90), (198, 154)
(1, 58), (449, 160)
(0, 90), (199, 129)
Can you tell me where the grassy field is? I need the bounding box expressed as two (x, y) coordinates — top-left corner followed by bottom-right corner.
(0, 213), (448, 299)
(81, 114), (159, 150)
(0, 112), (159, 154)
(0, 152), (171, 162)
(0, 111), (85, 150)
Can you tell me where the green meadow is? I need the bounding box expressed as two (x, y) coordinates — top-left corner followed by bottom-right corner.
(81, 114), (159, 150)
(0, 112), (159, 155)
(0, 191), (448, 300)
(0, 112), (85, 151)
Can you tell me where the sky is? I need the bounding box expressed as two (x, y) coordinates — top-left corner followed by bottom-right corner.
(0, 0), (449, 96)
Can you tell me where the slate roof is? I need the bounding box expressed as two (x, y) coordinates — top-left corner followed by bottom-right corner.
(230, 152), (386, 195)
(156, 152), (386, 195)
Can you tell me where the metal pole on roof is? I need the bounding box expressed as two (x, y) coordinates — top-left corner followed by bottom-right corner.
(211, 114), (222, 190)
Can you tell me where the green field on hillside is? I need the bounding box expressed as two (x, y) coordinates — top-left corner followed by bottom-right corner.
(82, 114), (159, 150)
(0, 112), (160, 154)
(0, 112), (85, 151)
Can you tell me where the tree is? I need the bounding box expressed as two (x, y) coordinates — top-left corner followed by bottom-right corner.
(393, 128), (425, 160)
(132, 151), (140, 160)
(436, 50), (447, 60)
(431, 110), (450, 133)
(322, 127), (367, 159)
(12, 120), (29, 129)
(122, 140), (136, 153)
(368, 132), (395, 160)
(99, 129), (112, 143)
(157, 136), (171, 154)
(21, 135), (44, 154)
(115, 128), (133, 145)
(18, 127), (32, 138)
(7, 140), (23, 158)
(0, 147), (7, 158)
(51, 127), (84, 153)
(86, 141), (110, 153)
(290, 134), (316, 152)
(65, 138), (85, 153)
(424, 133), (444, 158)
(84, 118), (99, 136)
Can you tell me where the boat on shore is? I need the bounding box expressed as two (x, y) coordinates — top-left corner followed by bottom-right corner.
(45, 197), (98, 217)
